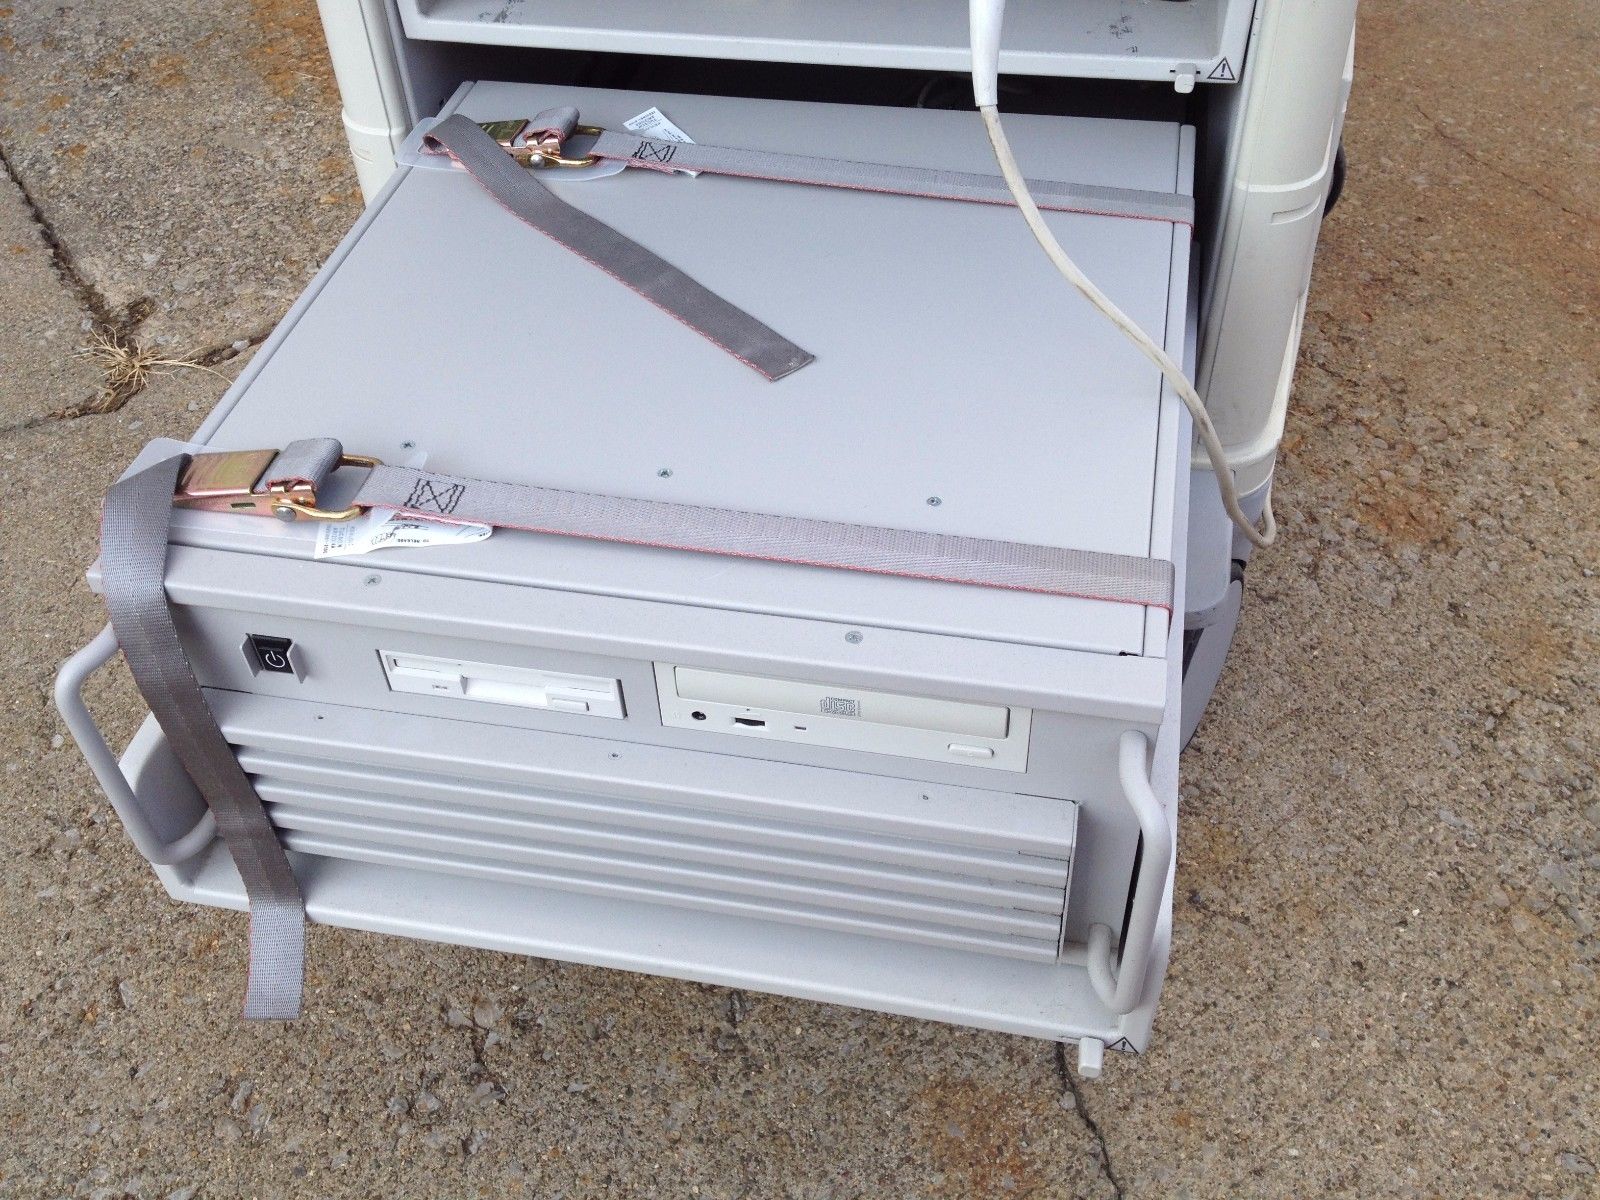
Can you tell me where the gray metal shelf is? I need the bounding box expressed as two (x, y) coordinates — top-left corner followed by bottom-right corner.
(397, 0), (1255, 86)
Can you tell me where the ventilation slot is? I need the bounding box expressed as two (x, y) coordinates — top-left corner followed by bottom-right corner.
(232, 744), (1076, 962)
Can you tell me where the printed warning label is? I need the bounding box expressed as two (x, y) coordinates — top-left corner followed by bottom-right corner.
(623, 107), (700, 176)
(314, 509), (491, 559)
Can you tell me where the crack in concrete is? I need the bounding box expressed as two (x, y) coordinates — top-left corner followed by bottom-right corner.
(1415, 104), (1598, 227)
(0, 413), (57, 438)
(1055, 1043), (1125, 1200)
(5, 127), (310, 431)
(0, 140), (151, 338)
(0, 323), (267, 439)
(193, 328), (274, 369)
(0, 137), (170, 415)
(1307, 356), (1368, 394)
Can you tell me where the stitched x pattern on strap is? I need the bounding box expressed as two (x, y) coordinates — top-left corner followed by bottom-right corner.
(585, 130), (1196, 227)
(352, 463), (1175, 611)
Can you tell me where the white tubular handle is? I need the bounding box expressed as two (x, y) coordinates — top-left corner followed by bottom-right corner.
(1086, 730), (1173, 1015)
(53, 625), (217, 866)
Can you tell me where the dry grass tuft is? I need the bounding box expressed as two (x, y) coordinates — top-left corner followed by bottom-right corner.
(60, 329), (231, 417)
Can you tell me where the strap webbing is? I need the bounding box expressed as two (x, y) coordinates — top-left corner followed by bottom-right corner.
(586, 130), (1196, 228)
(351, 462), (1174, 610)
(101, 455), (305, 1019)
(264, 439), (342, 491)
(92, 438), (1169, 1018)
(423, 115), (814, 382)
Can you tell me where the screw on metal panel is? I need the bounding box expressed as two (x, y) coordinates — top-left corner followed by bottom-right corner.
(926, 496), (942, 506)
(657, 468), (673, 478)
(364, 575), (381, 587)
(845, 631), (864, 644)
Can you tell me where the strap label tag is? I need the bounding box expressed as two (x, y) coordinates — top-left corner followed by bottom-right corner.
(314, 509), (491, 559)
(623, 107), (701, 177)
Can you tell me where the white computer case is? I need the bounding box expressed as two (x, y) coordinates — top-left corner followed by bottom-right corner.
(58, 1), (1357, 1068)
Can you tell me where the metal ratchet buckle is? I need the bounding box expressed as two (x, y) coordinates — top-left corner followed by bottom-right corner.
(478, 118), (605, 169)
(173, 449), (381, 523)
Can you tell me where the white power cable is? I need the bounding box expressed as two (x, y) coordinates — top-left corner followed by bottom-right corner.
(978, 108), (1274, 548)
(968, 1), (1274, 549)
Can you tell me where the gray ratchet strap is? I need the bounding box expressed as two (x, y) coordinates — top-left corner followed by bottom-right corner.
(423, 114), (813, 382)
(585, 130), (1196, 227)
(100, 454), (304, 1019)
(164, 439), (1172, 609)
(344, 453), (1174, 611)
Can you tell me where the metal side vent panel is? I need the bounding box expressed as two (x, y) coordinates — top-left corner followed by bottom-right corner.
(216, 698), (1077, 962)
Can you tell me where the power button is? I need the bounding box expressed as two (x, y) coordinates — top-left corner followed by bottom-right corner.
(249, 635), (296, 675)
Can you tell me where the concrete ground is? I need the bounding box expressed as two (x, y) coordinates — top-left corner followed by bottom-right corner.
(0, 0), (1595, 1196)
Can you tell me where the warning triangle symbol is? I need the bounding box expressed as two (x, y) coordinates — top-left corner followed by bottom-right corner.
(1207, 58), (1235, 81)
